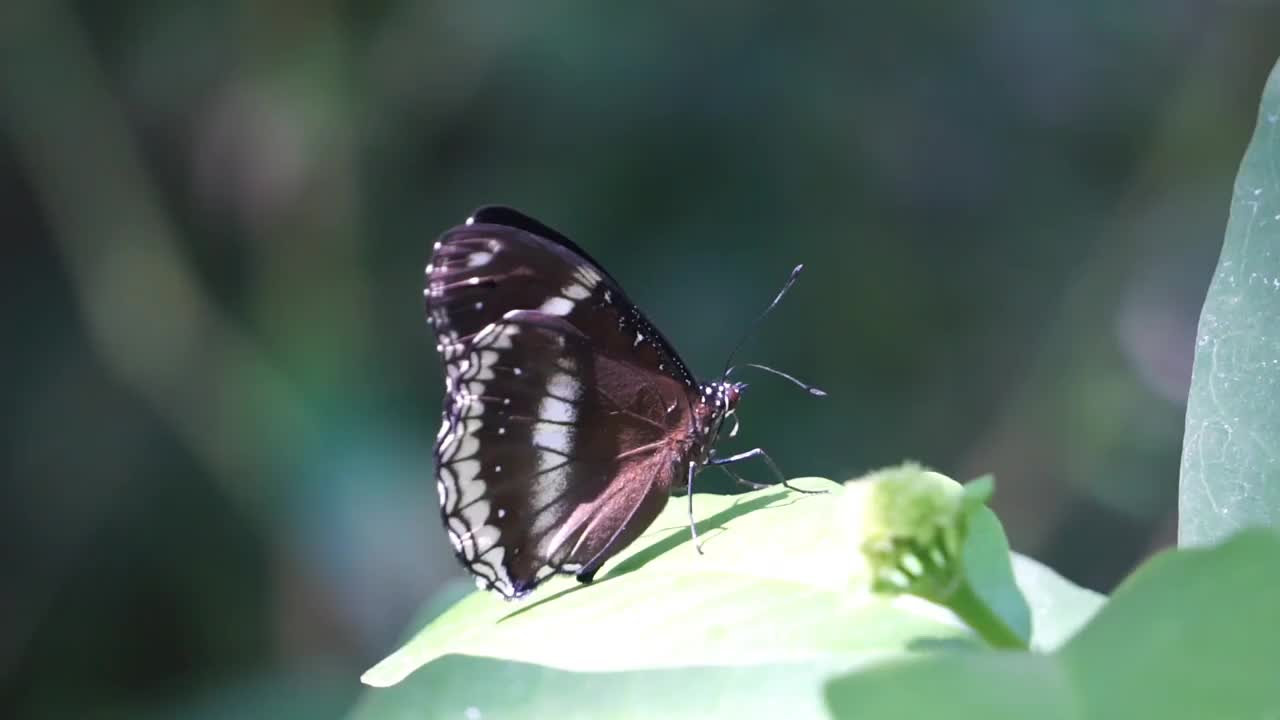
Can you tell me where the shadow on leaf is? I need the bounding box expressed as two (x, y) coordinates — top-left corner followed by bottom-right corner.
(605, 489), (802, 580)
(498, 487), (804, 622)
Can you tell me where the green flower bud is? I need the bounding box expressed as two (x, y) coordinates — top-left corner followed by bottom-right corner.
(844, 463), (993, 601)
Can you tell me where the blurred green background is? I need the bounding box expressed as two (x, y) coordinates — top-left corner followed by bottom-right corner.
(4, 2), (1280, 718)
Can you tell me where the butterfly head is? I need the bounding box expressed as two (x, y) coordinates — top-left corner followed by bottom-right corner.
(695, 380), (748, 447)
(701, 379), (746, 412)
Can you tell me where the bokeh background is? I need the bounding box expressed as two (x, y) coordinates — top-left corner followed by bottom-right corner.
(4, 2), (1280, 717)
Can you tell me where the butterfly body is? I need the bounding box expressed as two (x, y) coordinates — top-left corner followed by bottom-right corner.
(425, 207), (753, 599)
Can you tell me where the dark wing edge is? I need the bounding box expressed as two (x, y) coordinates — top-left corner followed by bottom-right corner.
(467, 205), (621, 286)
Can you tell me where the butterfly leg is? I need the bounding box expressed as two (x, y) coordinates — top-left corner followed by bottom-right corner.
(709, 447), (824, 494)
(687, 460), (705, 555)
(715, 462), (770, 491)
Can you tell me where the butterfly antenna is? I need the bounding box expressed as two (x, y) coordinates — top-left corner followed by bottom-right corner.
(721, 264), (806, 377)
(727, 363), (827, 396)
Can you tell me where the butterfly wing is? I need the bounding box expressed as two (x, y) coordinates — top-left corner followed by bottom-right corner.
(426, 207), (699, 598)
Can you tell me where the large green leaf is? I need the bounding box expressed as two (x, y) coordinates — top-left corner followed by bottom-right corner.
(361, 478), (978, 686)
(352, 559), (1098, 720)
(353, 474), (1103, 718)
(1180, 58), (1280, 546)
(824, 529), (1280, 719)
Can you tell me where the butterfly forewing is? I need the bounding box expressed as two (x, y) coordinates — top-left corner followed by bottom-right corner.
(426, 207), (702, 598)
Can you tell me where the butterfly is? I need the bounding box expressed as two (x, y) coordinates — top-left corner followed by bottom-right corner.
(424, 206), (822, 599)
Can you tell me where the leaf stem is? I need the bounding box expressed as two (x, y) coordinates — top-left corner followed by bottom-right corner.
(935, 580), (1028, 650)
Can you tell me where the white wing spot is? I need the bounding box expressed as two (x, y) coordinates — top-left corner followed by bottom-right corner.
(573, 266), (603, 287)
(540, 297), (575, 316)
(460, 499), (491, 530)
(548, 372), (579, 403)
(540, 394), (576, 424)
(529, 371), (581, 542)
(449, 461), (483, 505)
(533, 423), (571, 454)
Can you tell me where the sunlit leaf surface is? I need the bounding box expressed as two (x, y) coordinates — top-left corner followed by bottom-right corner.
(362, 478), (977, 686)
(353, 475), (1102, 719)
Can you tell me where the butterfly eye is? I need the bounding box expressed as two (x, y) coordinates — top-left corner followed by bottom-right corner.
(726, 382), (746, 409)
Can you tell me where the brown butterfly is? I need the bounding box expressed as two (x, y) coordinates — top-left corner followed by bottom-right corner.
(425, 206), (822, 598)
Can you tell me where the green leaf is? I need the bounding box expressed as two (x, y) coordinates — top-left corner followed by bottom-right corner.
(362, 478), (980, 687)
(824, 529), (1280, 719)
(1180, 58), (1280, 546)
(351, 552), (1098, 719)
(959, 507), (1032, 647)
(352, 580), (855, 719)
(354, 471), (1101, 720)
